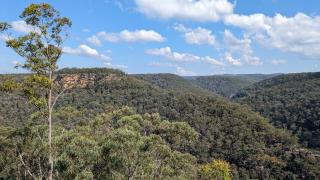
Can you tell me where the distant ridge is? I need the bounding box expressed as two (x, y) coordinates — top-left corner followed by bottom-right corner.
(185, 74), (280, 98)
(133, 73), (215, 96)
(233, 71), (320, 149)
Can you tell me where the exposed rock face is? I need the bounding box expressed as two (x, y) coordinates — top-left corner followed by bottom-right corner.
(56, 73), (96, 89)
(55, 73), (124, 89)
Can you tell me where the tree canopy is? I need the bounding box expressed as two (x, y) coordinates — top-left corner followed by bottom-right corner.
(1, 69), (319, 179)
(233, 72), (320, 149)
(1, 107), (232, 179)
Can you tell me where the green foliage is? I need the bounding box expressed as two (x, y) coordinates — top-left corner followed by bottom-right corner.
(55, 126), (99, 179)
(0, 76), (21, 92)
(1, 3), (72, 179)
(4, 2), (72, 109)
(58, 67), (125, 76)
(134, 73), (213, 96)
(1, 2), (72, 119)
(186, 74), (279, 98)
(199, 159), (232, 180)
(0, 124), (58, 179)
(53, 106), (89, 128)
(233, 72), (320, 149)
(1, 107), (204, 179)
(1, 69), (320, 179)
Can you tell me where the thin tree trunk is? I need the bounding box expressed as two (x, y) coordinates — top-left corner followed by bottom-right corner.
(48, 71), (53, 180)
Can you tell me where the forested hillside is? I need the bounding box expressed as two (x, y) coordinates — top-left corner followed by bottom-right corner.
(133, 73), (214, 96)
(1, 68), (319, 179)
(186, 74), (279, 98)
(2, 107), (228, 179)
(233, 72), (320, 149)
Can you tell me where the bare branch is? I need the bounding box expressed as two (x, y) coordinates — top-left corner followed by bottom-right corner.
(38, 157), (43, 179)
(50, 87), (66, 113)
(18, 153), (37, 180)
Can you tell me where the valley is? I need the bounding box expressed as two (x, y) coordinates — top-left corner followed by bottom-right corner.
(1, 68), (320, 179)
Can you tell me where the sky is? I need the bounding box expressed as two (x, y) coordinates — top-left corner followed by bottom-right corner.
(0, 0), (320, 75)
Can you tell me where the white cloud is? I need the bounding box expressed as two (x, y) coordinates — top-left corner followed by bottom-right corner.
(224, 30), (251, 54)
(87, 35), (102, 46)
(148, 61), (176, 67)
(134, 0), (320, 60)
(224, 14), (271, 31)
(271, 59), (287, 65)
(63, 44), (128, 70)
(224, 30), (262, 65)
(223, 52), (242, 66)
(11, 60), (22, 67)
(202, 56), (225, 66)
(175, 66), (197, 76)
(146, 46), (200, 63)
(225, 13), (320, 59)
(11, 20), (39, 34)
(149, 61), (197, 76)
(174, 24), (217, 46)
(104, 62), (128, 69)
(135, 0), (234, 22)
(114, 0), (125, 11)
(243, 55), (263, 66)
(94, 29), (165, 43)
(173, 24), (189, 32)
(105, 0), (132, 11)
(146, 46), (225, 66)
(0, 34), (10, 41)
(63, 44), (111, 61)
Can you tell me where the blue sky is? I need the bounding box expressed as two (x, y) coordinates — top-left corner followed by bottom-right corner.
(0, 0), (320, 75)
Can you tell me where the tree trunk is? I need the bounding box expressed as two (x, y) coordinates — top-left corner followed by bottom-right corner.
(48, 72), (53, 180)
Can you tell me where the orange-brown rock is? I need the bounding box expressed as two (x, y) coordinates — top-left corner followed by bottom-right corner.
(55, 73), (124, 89)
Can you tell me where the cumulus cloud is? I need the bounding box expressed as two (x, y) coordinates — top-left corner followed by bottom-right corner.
(224, 14), (271, 31)
(149, 61), (197, 76)
(175, 66), (197, 76)
(271, 59), (287, 65)
(225, 13), (320, 59)
(134, 0), (320, 61)
(148, 61), (197, 76)
(11, 20), (40, 34)
(224, 30), (262, 65)
(0, 34), (10, 41)
(148, 61), (177, 68)
(202, 56), (225, 66)
(135, 0), (234, 22)
(146, 46), (200, 63)
(87, 35), (102, 46)
(63, 44), (111, 61)
(146, 46), (225, 66)
(63, 44), (128, 70)
(88, 29), (165, 44)
(174, 24), (217, 46)
(243, 55), (263, 66)
(223, 52), (242, 66)
(104, 62), (128, 69)
(224, 30), (251, 54)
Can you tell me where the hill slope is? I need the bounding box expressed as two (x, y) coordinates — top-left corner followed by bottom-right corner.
(1, 68), (319, 179)
(233, 72), (320, 149)
(133, 73), (214, 96)
(186, 74), (279, 98)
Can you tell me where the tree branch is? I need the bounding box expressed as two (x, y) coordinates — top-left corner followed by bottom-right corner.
(18, 153), (37, 180)
(50, 87), (66, 113)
